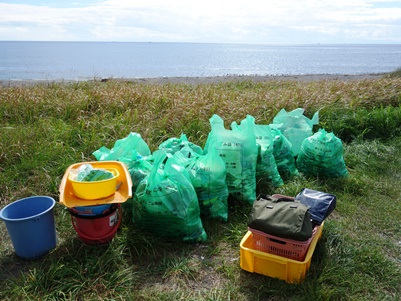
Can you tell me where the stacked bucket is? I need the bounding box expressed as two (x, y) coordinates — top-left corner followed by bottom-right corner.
(59, 161), (132, 245)
(0, 161), (132, 259)
(68, 203), (121, 245)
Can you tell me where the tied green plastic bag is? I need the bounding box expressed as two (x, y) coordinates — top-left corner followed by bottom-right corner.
(271, 128), (299, 179)
(173, 145), (229, 222)
(133, 150), (207, 242)
(253, 124), (283, 187)
(159, 133), (203, 155)
(296, 129), (349, 178)
(93, 132), (152, 200)
(272, 108), (319, 156)
(92, 132), (151, 161)
(204, 114), (258, 204)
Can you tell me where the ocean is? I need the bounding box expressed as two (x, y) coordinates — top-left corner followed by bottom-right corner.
(0, 42), (400, 81)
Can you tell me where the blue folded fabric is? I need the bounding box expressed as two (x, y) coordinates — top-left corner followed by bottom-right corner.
(295, 188), (336, 225)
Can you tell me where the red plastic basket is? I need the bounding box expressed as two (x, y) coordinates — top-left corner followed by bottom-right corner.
(248, 226), (318, 261)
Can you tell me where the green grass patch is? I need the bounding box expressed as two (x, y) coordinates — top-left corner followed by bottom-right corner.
(1, 76), (401, 300)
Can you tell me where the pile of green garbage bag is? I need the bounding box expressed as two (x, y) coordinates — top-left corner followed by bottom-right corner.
(91, 108), (349, 242)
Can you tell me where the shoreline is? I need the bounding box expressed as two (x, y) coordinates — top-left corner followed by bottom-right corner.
(0, 72), (388, 87)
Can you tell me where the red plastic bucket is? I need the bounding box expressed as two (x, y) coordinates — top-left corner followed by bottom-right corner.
(69, 204), (121, 245)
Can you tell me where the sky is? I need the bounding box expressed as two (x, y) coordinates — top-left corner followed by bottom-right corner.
(1, 0), (401, 44)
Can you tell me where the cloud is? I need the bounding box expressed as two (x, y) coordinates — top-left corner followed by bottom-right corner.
(0, 0), (400, 43)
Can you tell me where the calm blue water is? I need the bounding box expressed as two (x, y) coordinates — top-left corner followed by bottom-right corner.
(0, 42), (400, 81)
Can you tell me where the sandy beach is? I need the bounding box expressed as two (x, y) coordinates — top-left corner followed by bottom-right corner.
(0, 73), (388, 87)
(120, 73), (387, 84)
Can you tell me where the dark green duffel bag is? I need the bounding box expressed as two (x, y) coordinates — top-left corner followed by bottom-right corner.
(248, 194), (313, 241)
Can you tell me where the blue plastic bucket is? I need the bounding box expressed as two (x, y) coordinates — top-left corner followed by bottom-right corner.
(72, 204), (113, 216)
(0, 196), (57, 259)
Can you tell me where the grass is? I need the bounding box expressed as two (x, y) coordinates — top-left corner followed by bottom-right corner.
(1, 75), (401, 300)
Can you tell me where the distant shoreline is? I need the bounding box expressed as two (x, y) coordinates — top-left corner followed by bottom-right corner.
(0, 72), (388, 87)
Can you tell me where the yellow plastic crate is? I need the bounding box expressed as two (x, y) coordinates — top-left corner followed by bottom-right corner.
(240, 222), (324, 284)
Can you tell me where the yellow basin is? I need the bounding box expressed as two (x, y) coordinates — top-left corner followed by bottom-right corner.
(59, 161), (133, 208)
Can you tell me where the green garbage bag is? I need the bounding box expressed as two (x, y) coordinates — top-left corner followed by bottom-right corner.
(120, 154), (154, 208)
(296, 129), (349, 178)
(123, 154), (154, 192)
(93, 132), (152, 199)
(159, 133), (203, 155)
(172, 145), (229, 222)
(133, 150), (207, 242)
(204, 114), (258, 204)
(92, 132), (151, 161)
(271, 108), (319, 156)
(271, 127), (299, 179)
(253, 124), (283, 187)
